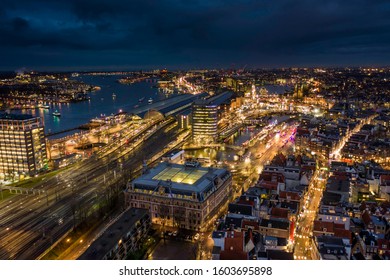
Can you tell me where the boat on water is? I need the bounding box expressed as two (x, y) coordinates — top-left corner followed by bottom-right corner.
(91, 117), (105, 123)
(133, 104), (139, 108)
(112, 93), (116, 99)
(52, 110), (61, 117)
(148, 97), (153, 104)
(38, 104), (50, 109)
(138, 97), (145, 102)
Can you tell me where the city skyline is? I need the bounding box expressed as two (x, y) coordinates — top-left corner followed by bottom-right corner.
(1, 0), (389, 262)
(1, 0), (390, 70)
(0, 66), (389, 260)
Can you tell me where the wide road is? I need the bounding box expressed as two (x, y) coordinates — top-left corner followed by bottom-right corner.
(293, 114), (373, 260)
(198, 125), (297, 259)
(293, 170), (327, 260)
(233, 124), (297, 193)
(0, 117), (181, 259)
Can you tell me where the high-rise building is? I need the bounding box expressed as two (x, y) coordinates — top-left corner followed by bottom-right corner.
(0, 113), (47, 180)
(191, 91), (233, 144)
(192, 99), (218, 144)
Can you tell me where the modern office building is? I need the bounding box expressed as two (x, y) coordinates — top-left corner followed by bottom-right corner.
(192, 99), (218, 144)
(191, 91), (233, 144)
(125, 161), (232, 231)
(0, 113), (47, 179)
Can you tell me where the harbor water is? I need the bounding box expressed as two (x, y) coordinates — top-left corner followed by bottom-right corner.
(15, 75), (169, 135)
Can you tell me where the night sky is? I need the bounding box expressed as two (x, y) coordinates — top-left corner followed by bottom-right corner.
(1, 0), (390, 70)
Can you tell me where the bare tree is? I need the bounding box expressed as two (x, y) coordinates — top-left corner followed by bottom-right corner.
(173, 207), (186, 228)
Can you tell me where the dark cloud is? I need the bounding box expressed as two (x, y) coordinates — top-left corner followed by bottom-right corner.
(0, 0), (389, 70)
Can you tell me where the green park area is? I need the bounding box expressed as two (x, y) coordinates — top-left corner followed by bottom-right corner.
(1, 169), (63, 200)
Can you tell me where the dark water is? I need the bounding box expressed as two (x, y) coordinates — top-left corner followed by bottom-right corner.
(226, 126), (262, 146)
(16, 75), (169, 134)
(186, 127), (262, 162)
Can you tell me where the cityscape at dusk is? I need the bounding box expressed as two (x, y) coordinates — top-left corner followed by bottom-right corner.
(0, 0), (390, 263)
(1, 0), (390, 69)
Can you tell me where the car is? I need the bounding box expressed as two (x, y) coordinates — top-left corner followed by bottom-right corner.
(194, 233), (200, 240)
(172, 231), (177, 237)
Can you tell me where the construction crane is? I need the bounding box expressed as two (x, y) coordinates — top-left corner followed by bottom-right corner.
(237, 64), (247, 75)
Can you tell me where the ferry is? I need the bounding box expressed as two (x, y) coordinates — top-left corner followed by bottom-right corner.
(52, 110), (61, 117)
(38, 104), (50, 109)
(91, 117), (105, 123)
(148, 97), (153, 104)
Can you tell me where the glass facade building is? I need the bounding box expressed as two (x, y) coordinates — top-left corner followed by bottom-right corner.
(191, 91), (233, 144)
(192, 99), (218, 144)
(0, 113), (47, 179)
